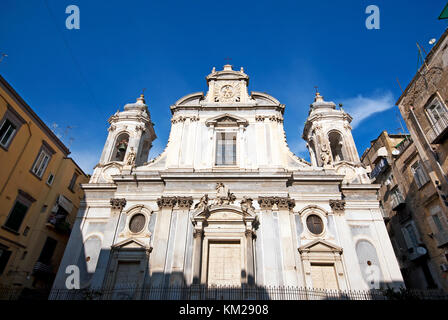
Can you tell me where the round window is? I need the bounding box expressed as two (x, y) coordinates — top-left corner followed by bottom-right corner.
(306, 214), (324, 235)
(129, 214), (146, 233)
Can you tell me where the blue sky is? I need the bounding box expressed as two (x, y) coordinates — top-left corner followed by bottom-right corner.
(1, 0), (447, 173)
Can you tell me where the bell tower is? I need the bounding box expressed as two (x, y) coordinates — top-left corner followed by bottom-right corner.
(303, 91), (369, 183)
(91, 94), (156, 182)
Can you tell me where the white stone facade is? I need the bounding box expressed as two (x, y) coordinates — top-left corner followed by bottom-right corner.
(52, 65), (404, 294)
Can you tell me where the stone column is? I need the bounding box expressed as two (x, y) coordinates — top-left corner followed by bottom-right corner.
(150, 196), (177, 287)
(170, 197), (193, 286)
(192, 226), (204, 285)
(277, 197), (298, 286)
(245, 229), (255, 285)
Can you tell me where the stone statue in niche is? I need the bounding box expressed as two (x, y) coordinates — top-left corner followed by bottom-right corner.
(320, 143), (332, 166)
(126, 147), (136, 165)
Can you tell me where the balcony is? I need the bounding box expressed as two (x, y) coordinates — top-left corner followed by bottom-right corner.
(395, 136), (412, 154)
(434, 231), (448, 247)
(391, 194), (406, 211)
(407, 246), (428, 261)
(33, 262), (53, 275)
(370, 157), (389, 180)
(426, 113), (448, 144)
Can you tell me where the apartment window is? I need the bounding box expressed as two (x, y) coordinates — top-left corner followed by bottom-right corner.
(68, 172), (79, 192)
(411, 160), (429, 189)
(215, 132), (237, 165)
(4, 201), (29, 232)
(401, 221), (420, 250)
(0, 105), (26, 150)
(37, 237), (57, 265)
(0, 246), (12, 275)
(426, 96), (447, 125)
(46, 173), (55, 186)
(3, 190), (36, 233)
(31, 142), (55, 179)
(0, 119), (16, 148)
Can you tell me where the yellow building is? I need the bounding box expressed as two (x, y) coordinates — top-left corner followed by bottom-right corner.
(0, 74), (89, 294)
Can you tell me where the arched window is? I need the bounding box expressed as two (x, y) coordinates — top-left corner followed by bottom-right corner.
(112, 133), (129, 162)
(328, 131), (345, 162)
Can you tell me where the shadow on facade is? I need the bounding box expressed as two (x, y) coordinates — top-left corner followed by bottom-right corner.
(384, 166), (442, 290)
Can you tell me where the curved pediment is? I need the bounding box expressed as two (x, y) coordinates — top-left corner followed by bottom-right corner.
(173, 92), (204, 107)
(251, 92), (282, 106)
(193, 204), (255, 221)
(205, 113), (249, 127)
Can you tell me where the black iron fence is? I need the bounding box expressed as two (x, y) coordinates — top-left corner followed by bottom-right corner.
(2, 285), (448, 300)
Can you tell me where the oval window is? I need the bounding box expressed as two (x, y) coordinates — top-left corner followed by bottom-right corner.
(129, 214), (146, 233)
(306, 214), (324, 235)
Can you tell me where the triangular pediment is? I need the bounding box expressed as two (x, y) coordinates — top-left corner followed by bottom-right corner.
(298, 239), (343, 254)
(112, 238), (150, 251)
(205, 113), (248, 127)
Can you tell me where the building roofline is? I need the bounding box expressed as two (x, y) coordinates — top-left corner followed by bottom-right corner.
(65, 157), (89, 177)
(0, 74), (70, 155)
(396, 27), (448, 106)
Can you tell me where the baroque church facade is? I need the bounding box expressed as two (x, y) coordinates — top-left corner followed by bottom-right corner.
(51, 65), (403, 295)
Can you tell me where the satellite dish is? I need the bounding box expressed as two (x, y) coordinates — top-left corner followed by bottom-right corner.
(416, 246), (427, 255)
(392, 149), (400, 156)
(429, 38), (436, 45)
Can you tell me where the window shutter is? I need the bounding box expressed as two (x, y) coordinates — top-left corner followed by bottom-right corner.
(427, 215), (440, 234)
(5, 201), (29, 231)
(401, 227), (414, 249)
(0, 249), (12, 275)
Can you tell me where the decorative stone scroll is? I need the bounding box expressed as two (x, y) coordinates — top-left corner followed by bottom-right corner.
(156, 196), (193, 209)
(110, 198), (127, 210)
(240, 196), (255, 215)
(329, 199), (346, 213)
(257, 196), (295, 210)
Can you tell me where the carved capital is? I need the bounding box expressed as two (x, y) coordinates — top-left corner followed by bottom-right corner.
(110, 198), (126, 210)
(257, 197), (276, 209)
(157, 196), (178, 208)
(258, 196), (295, 210)
(245, 229), (255, 238)
(329, 199), (346, 213)
(177, 196), (194, 209)
(193, 229), (204, 239)
(277, 197), (296, 210)
(255, 115), (265, 122)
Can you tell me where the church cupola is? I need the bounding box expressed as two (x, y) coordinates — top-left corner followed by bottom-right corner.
(302, 91), (360, 168)
(97, 93), (156, 168)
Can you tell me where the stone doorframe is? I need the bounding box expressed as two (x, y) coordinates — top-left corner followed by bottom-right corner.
(298, 239), (348, 291)
(190, 203), (257, 286)
(102, 239), (153, 295)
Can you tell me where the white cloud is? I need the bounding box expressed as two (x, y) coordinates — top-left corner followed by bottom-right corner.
(342, 92), (395, 128)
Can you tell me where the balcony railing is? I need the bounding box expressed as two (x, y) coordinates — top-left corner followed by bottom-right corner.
(395, 137), (412, 154)
(426, 112), (448, 144)
(391, 194), (406, 211)
(370, 158), (389, 180)
(32, 262), (53, 275)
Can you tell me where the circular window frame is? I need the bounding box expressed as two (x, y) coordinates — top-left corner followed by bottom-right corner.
(120, 205), (153, 238)
(306, 214), (325, 236)
(129, 213), (146, 234)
